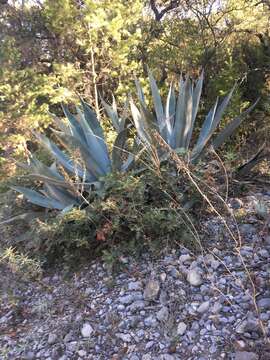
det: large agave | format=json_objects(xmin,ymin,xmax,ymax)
[
  {"xmin": 130, "ymin": 68, "xmax": 259, "ymax": 162},
  {"xmin": 12, "ymin": 99, "xmax": 133, "ymax": 210}
]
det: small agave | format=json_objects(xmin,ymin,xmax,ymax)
[{"xmin": 12, "ymin": 99, "xmax": 134, "ymax": 210}]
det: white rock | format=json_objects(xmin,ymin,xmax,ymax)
[
  {"xmin": 160, "ymin": 272, "xmax": 167, "ymax": 282},
  {"xmin": 142, "ymin": 355, "xmax": 152, "ymax": 360},
  {"xmin": 128, "ymin": 281, "xmax": 142, "ymax": 291},
  {"xmin": 81, "ymin": 323, "xmax": 94, "ymax": 338},
  {"xmin": 119, "ymin": 295, "xmax": 134, "ymax": 304},
  {"xmin": 187, "ymin": 268, "xmax": 203, "ymax": 286},
  {"xmin": 197, "ymin": 300, "xmax": 210, "ymax": 313},
  {"xmin": 143, "ymin": 279, "xmax": 160, "ymax": 301},
  {"xmin": 179, "ymin": 254, "xmax": 192, "ymax": 263},
  {"xmin": 116, "ymin": 333, "xmax": 132, "ymax": 342},
  {"xmin": 177, "ymin": 321, "xmax": 187, "ymax": 336},
  {"xmin": 78, "ymin": 350, "xmax": 87, "ymax": 357},
  {"xmin": 157, "ymin": 306, "xmax": 169, "ymax": 322},
  {"xmin": 48, "ymin": 333, "xmax": 57, "ymax": 345}
]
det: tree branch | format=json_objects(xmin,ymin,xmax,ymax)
[{"xmin": 150, "ymin": 0, "xmax": 180, "ymax": 21}]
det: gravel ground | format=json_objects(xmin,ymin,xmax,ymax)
[{"xmin": 0, "ymin": 192, "xmax": 270, "ymax": 360}]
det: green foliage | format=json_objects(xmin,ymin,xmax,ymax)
[
  {"xmin": 1, "ymin": 0, "xmax": 269, "ymax": 182},
  {"xmin": 24, "ymin": 170, "xmax": 197, "ymax": 264},
  {"xmin": 0, "ymin": 247, "xmax": 42, "ymax": 281}
]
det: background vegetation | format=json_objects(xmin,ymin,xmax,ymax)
[{"xmin": 0, "ymin": 0, "xmax": 269, "ymax": 181}]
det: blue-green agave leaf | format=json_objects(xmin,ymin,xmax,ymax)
[
  {"xmin": 211, "ymin": 85, "xmax": 236, "ymax": 132},
  {"xmin": 11, "ymin": 186, "xmax": 66, "ymax": 210},
  {"xmin": 130, "ymin": 98, "xmax": 151, "ymax": 147},
  {"xmin": 173, "ymin": 76, "xmax": 193, "ymax": 149},
  {"xmin": 43, "ymin": 183, "xmax": 79, "ymax": 207},
  {"xmin": 79, "ymin": 98, "xmax": 105, "ymax": 142},
  {"xmin": 61, "ymin": 104, "xmax": 87, "ymax": 144},
  {"xmin": 34, "ymin": 132, "xmax": 85, "ymax": 178},
  {"xmin": 181, "ymin": 78, "xmax": 193, "ymax": 149},
  {"xmin": 135, "ymin": 77, "xmax": 146, "ymax": 108},
  {"xmin": 191, "ymin": 98, "xmax": 219, "ymax": 160},
  {"xmin": 112, "ymin": 128, "xmax": 129, "ymax": 171},
  {"xmin": 147, "ymin": 67, "xmax": 165, "ymax": 136},
  {"xmin": 57, "ymin": 131, "xmax": 106, "ymax": 179},
  {"xmin": 185, "ymin": 70, "xmax": 204, "ymax": 148},
  {"xmin": 75, "ymin": 106, "xmax": 111, "ymax": 174},
  {"xmin": 212, "ymin": 98, "xmax": 260, "ymax": 150},
  {"xmin": 100, "ymin": 96, "xmax": 121, "ymax": 133},
  {"xmin": 165, "ymin": 82, "xmax": 176, "ymax": 146},
  {"xmin": 49, "ymin": 113, "xmax": 73, "ymax": 137}
]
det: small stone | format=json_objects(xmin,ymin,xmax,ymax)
[
  {"xmin": 197, "ymin": 301, "xmax": 210, "ymax": 314},
  {"xmin": 239, "ymin": 224, "xmax": 256, "ymax": 236},
  {"xmin": 137, "ymin": 329, "xmax": 145, "ymax": 337},
  {"xmin": 64, "ymin": 332, "xmax": 73, "ymax": 343},
  {"xmin": 85, "ymin": 287, "xmax": 91, "ymax": 296},
  {"xmin": 170, "ymin": 266, "xmax": 180, "ymax": 278},
  {"xmin": 116, "ymin": 333, "xmax": 132, "ymax": 342},
  {"xmin": 235, "ymin": 351, "xmax": 258, "ymax": 360},
  {"xmin": 128, "ymin": 281, "xmax": 141, "ymax": 291},
  {"xmin": 160, "ymin": 272, "xmax": 167, "ymax": 282},
  {"xmin": 119, "ymin": 295, "xmax": 135, "ymax": 305},
  {"xmin": 212, "ymin": 302, "xmax": 222, "ymax": 313},
  {"xmin": 24, "ymin": 352, "xmax": 35, "ymax": 360},
  {"xmin": 159, "ymin": 290, "xmax": 168, "ymax": 305},
  {"xmin": 157, "ymin": 306, "xmax": 169, "ymax": 322},
  {"xmin": 130, "ymin": 356, "xmax": 140, "ymax": 360},
  {"xmin": 66, "ymin": 341, "xmax": 77, "ymax": 352},
  {"xmin": 257, "ymin": 298, "xmax": 270, "ymax": 310},
  {"xmin": 144, "ymin": 315, "xmax": 157, "ymax": 327},
  {"xmin": 179, "ymin": 254, "xmax": 191, "ymax": 263},
  {"xmin": 143, "ymin": 279, "xmax": 160, "ymax": 301},
  {"xmin": 145, "ymin": 341, "xmax": 155, "ymax": 349},
  {"xmin": 81, "ymin": 323, "xmax": 94, "ymax": 338},
  {"xmin": 234, "ymin": 340, "xmax": 246, "ymax": 350},
  {"xmin": 177, "ymin": 321, "xmax": 187, "ymax": 336},
  {"xmin": 229, "ymin": 198, "xmax": 243, "ymax": 209},
  {"xmin": 142, "ymin": 355, "xmax": 152, "ymax": 360},
  {"xmin": 211, "ymin": 259, "xmax": 220, "ymax": 270},
  {"xmin": 209, "ymin": 344, "xmax": 217, "ymax": 354},
  {"xmin": 258, "ymin": 249, "xmax": 268, "ymax": 258},
  {"xmin": 48, "ymin": 333, "xmax": 57, "ymax": 345},
  {"xmin": 129, "ymin": 300, "xmax": 145, "ymax": 312},
  {"xmin": 187, "ymin": 268, "xmax": 203, "ymax": 286},
  {"xmin": 78, "ymin": 350, "xmax": 87, "ymax": 357}
]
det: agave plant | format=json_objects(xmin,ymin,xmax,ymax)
[
  {"xmin": 12, "ymin": 99, "xmax": 134, "ymax": 210},
  {"xmin": 130, "ymin": 68, "xmax": 259, "ymax": 162}
]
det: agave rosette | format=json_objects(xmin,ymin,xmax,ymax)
[
  {"xmin": 12, "ymin": 99, "xmax": 133, "ymax": 210},
  {"xmin": 131, "ymin": 68, "xmax": 259, "ymax": 162}
]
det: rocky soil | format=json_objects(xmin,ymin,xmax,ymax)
[{"xmin": 0, "ymin": 191, "xmax": 270, "ymax": 360}]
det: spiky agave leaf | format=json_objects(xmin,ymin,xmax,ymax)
[
  {"xmin": 173, "ymin": 76, "xmax": 193, "ymax": 149},
  {"xmin": 212, "ymin": 98, "xmax": 260, "ymax": 150},
  {"xmin": 101, "ymin": 95, "xmax": 128, "ymax": 133},
  {"xmin": 165, "ymin": 82, "xmax": 176, "ymax": 146},
  {"xmin": 11, "ymin": 186, "xmax": 68, "ymax": 210}
]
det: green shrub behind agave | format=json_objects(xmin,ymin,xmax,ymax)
[{"xmin": 12, "ymin": 99, "xmax": 134, "ymax": 210}]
